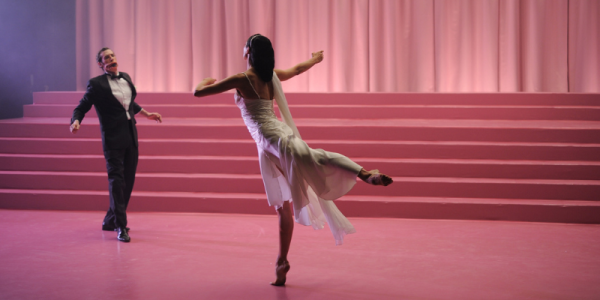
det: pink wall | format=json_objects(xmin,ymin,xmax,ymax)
[{"xmin": 76, "ymin": 0, "xmax": 600, "ymax": 93}]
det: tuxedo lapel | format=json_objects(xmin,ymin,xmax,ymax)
[
  {"xmin": 97, "ymin": 75, "xmax": 125, "ymax": 108},
  {"xmin": 98, "ymin": 74, "xmax": 138, "ymax": 113},
  {"xmin": 121, "ymin": 73, "xmax": 137, "ymax": 101}
]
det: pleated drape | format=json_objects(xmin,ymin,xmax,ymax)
[{"xmin": 76, "ymin": 0, "xmax": 600, "ymax": 93}]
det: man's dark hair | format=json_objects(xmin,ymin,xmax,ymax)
[{"xmin": 96, "ymin": 47, "xmax": 111, "ymax": 63}]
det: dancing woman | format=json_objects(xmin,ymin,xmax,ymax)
[{"xmin": 193, "ymin": 34, "xmax": 393, "ymax": 286}]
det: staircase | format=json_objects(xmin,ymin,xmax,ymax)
[{"xmin": 1, "ymin": 92, "xmax": 599, "ymax": 223}]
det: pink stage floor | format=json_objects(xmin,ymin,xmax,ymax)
[{"xmin": 1, "ymin": 209, "xmax": 599, "ymax": 300}]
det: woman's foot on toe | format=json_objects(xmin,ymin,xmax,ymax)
[
  {"xmin": 365, "ymin": 170, "xmax": 393, "ymax": 186},
  {"xmin": 270, "ymin": 260, "xmax": 290, "ymax": 286}
]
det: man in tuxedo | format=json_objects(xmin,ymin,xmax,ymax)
[{"xmin": 70, "ymin": 47, "xmax": 162, "ymax": 242}]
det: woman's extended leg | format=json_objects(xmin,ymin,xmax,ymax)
[{"xmin": 271, "ymin": 201, "xmax": 293, "ymax": 286}]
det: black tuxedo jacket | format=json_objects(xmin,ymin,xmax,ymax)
[{"xmin": 71, "ymin": 72, "xmax": 142, "ymax": 150}]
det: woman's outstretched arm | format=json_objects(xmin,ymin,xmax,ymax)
[
  {"xmin": 275, "ymin": 51, "xmax": 324, "ymax": 82},
  {"xmin": 193, "ymin": 74, "xmax": 244, "ymax": 98}
]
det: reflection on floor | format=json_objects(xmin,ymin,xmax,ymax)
[{"xmin": 1, "ymin": 209, "xmax": 599, "ymax": 300}]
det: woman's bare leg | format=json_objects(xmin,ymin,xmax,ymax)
[{"xmin": 271, "ymin": 201, "xmax": 293, "ymax": 286}]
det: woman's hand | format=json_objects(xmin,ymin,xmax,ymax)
[
  {"xmin": 193, "ymin": 74, "xmax": 241, "ymax": 97},
  {"xmin": 275, "ymin": 51, "xmax": 325, "ymax": 81},
  {"xmin": 311, "ymin": 51, "xmax": 324, "ymax": 63},
  {"xmin": 202, "ymin": 77, "xmax": 217, "ymax": 85},
  {"xmin": 201, "ymin": 77, "xmax": 217, "ymax": 87},
  {"xmin": 194, "ymin": 77, "xmax": 217, "ymax": 94}
]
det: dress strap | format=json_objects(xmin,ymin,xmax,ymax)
[{"xmin": 242, "ymin": 72, "xmax": 262, "ymax": 99}]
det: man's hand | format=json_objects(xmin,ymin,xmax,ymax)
[
  {"xmin": 70, "ymin": 120, "xmax": 80, "ymax": 134},
  {"xmin": 146, "ymin": 112, "xmax": 162, "ymax": 123},
  {"xmin": 311, "ymin": 51, "xmax": 324, "ymax": 64},
  {"xmin": 139, "ymin": 108, "xmax": 162, "ymax": 123}
]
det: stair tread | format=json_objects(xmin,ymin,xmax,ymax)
[
  {"xmin": 3, "ymin": 117, "xmax": 600, "ymax": 129},
  {"xmin": 1, "ymin": 188, "xmax": 599, "ymax": 207},
  {"xmin": 24, "ymin": 103, "xmax": 600, "ymax": 108},
  {"xmin": 1, "ymin": 153, "xmax": 599, "ymax": 165},
  {"xmin": 2, "ymin": 170, "xmax": 599, "ymax": 185},
  {"xmin": 2, "ymin": 136, "xmax": 599, "ymax": 147}
]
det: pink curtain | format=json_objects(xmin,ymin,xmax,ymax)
[
  {"xmin": 569, "ymin": 0, "xmax": 600, "ymax": 92},
  {"xmin": 369, "ymin": 0, "xmax": 435, "ymax": 92},
  {"xmin": 76, "ymin": 0, "xmax": 600, "ymax": 92},
  {"xmin": 434, "ymin": 0, "xmax": 500, "ymax": 92}
]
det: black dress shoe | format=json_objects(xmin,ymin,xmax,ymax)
[
  {"xmin": 117, "ymin": 227, "xmax": 131, "ymax": 242},
  {"xmin": 102, "ymin": 223, "xmax": 130, "ymax": 232}
]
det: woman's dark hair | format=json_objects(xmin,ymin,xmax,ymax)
[{"xmin": 246, "ymin": 34, "xmax": 274, "ymax": 82}]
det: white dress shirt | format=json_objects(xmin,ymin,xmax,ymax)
[{"xmin": 107, "ymin": 72, "xmax": 133, "ymax": 120}]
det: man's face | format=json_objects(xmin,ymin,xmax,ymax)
[{"xmin": 98, "ymin": 49, "xmax": 118, "ymax": 74}]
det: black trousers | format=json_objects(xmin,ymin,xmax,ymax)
[{"xmin": 102, "ymin": 125, "xmax": 139, "ymax": 229}]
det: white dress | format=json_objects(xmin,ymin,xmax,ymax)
[{"xmin": 235, "ymin": 72, "xmax": 362, "ymax": 245}]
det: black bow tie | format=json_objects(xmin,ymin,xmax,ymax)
[{"xmin": 108, "ymin": 73, "xmax": 124, "ymax": 80}]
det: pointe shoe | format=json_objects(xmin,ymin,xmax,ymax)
[
  {"xmin": 270, "ymin": 260, "xmax": 290, "ymax": 286},
  {"xmin": 366, "ymin": 170, "xmax": 393, "ymax": 186}
]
